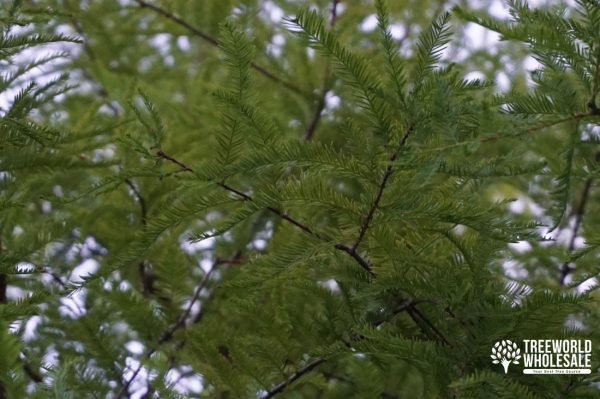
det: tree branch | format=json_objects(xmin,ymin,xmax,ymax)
[
  {"xmin": 352, "ymin": 127, "xmax": 412, "ymax": 252},
  {"xmin": 258, "ymin": 298, "xmax": 451, "ymax": 397},
  {"xmin": 132, "ymin": 0, "xmax": 311, "ymax": 98},
  {"xmin": 303, "ymin": 82, "xmax": 328, "ymax": 141},
  {"xmin": 117, "ymin": 262, "xmax": 220, "ymax": 398},
  {"xmin": 559, "ymin": 178, "xmax": 593, "ymax": 285},
  {"xmin": 154, "ymin": 151, "xmax": 453, "ymax": 345},
  {"xmin": 125, "ymin": 178, "xmax": 147, "ymax": 226},
  {"xmin": 158, "ymin": 263, "xmax": 218, "ymax": 345},
  {"xmin": 156, "ymin": 149, "xmax": 375, "ymax": 274},
  {"xmin": 406, "ymin": 304, "xmax": 452, "ymax": 347},
  {"xmin": 334, "ymin": 243, "xmax": 373, "ymax": 274},
  {"xmin": 262, "ymin": 358, "xmax": 326, "ymax": 399}
]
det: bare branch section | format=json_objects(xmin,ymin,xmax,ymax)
[
  {"xmin": 559, "ymin": 178, "xmax": 593, "ymax": 285},
  {"xmin": 262, "ymin": 358, "xmax": 326, "ymax": 399},
  {"xmin": 133, "ymin": 0, "xmax": 311, "ymax": 98}
]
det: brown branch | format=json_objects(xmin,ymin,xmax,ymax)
[
  {"xmin": 118, "ymin": 252, "xmax": 244, "ymax": 397},
  {"xmin": 334, "ymin": 243, "xmax": 373, "ymax": 274},
  {"xmin": 303, "ymin": 0, "xmax": 340, "ymax": 141},
  {"xmin": 372, "ymin": 299, "xmax": 413, "ymax": 327},
  {"xmin": 369, "ymin": 299, "xmax": 452, "ymax": 346},
  {"xmin": 132, "ymin": 0, "xmax": 311, "ymax": 98},
  {"xmin": 117, "ymin": 263, "xmax": 219, "ymax": 398},
  {"xmin": 154, "ymin": 152, "xmax": 450, "ymax": 343},
  {"xmin": 304, "ymin": 85, "xmax": 328, "ymax": 141},
  {"xmin": 407, "ymin": 304, "xmax": 452, "ymax": 347},
  {"xmin": 133, "ymin": 0, "xmax": 217, "ymax": 45},
  {"xmin": 351, "ymin": 127, "xmax": 412, "ymax": 252},
  {"xmin": 156, "ymin": 149, "xmax": 375, "ymax": 274},
  {"xmin": 559, "ymin": 178, "xmax": 593, "ymax": 285},
  {"xmin": 261, "ymin": 300, "xmax": 451, "ymax": 397},
  {"xmin": 124, "ymin": 178, "xmax": 163, "ymax": 300},
  {"xmin": 262, "ymin": 358, "xmax": 326, "ymax": 399},
  {"xmin": 258, "ymin": 300, "xmax": 450, "ymax": 399},
  {"xmin": 191, "ymin": 253, "xmax": 243, "ymax": 324},
  {"xmin": 444, "ymin": 306, "xmax": 476, "ymax": 340},
  {"xmin": 156, "ymin": 150, "xmax": 194, "ymax": 173},
  {"xmin": 158, "ymin": 264, "xmax": 217, "ymax": 345}
]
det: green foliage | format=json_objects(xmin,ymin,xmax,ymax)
[{"xmin": 1, "ymin": 0, "xmax": 600, "ymax": 398}]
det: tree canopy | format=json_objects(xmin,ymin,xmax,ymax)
[{"xmin": 1, "ymin": 0, "xmax": 600, "ymax": 397}]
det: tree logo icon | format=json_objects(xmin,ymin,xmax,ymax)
[{"xmin": 491, "ymin": 340, "xmax": 521, "ymax": 373}]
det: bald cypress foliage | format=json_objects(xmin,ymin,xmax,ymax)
[{"xmin": 1, "ymin": 0, "xmax": 600, "ymax": 397}]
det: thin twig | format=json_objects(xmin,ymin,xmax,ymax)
[
  {"xmin": 372, "ymin": 299, "xmax": 413, "ymax": 327},
  {"xmin": 158, "ymin": 264, "xmax": 217, "ymax": 344},
  {"xmin": 117, "ymin": 263, "xmax": 219, "ymax": 398},
  {"xmin": 369, "ymin": 298, "xmax": 452, "ymax": 346},
  {"xmin": 154, "ymin": 151, "xmax": 449, "ymax": 346},
  {"xmin": 559, "ymin": 178, "xmax": 593, "ymax": 285},
  {"xmin": 303, "ymin": 82, "xmax": 328, "ymax": 141},
  {"xmin": 125, "ymin": 178, "xmax": 147, "ymax": 226},
  {"xmin": 262, "ymin": 300, "xmax": 448, "ymax": 398},
  {"xmin": 156, "ymin": 150, "xmax": 194, "ymax": 172},
  {"xmin": 132, "ymin": 0, "xmax": 311, "ymax": 98},
  {"xmin": 156, "ymin": 150, "xmax": 375, "ymax": 274},
  {"xmin": 303, "ymin": 0, "xmax": 340, "ymax": 141},
  {"xmin": 334, "ymin": 243, "xmax": 373, "ymax": 274},
  {"xmin": 191, "ymin": 253, "xmax": 243, "ymax": 324},
  {"xmin": 125, "ymin": 177, "xmax": 162, "ymax": 299},
  {"xmin": 262, "ymin": 358, "xmax": 326, "ymax": 399},
  {"xmin": 560, "ymin": 96, "xmax": 600, "ymax": 284},
  {"xmin": 407, "ymin": 304, "xmax": 452, "ymax": 347},
  {"xmin": 352, "ymin": 127, "xmax": 412, "ymax": 252}
]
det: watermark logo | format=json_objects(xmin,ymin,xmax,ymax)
[
  {"xmin": 491, "ymin": 339, "xmax": 592, "ymax": 375},
  {"xmin": 491, "ymin": 340, "xmax": 521, "ymax": 373}
]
